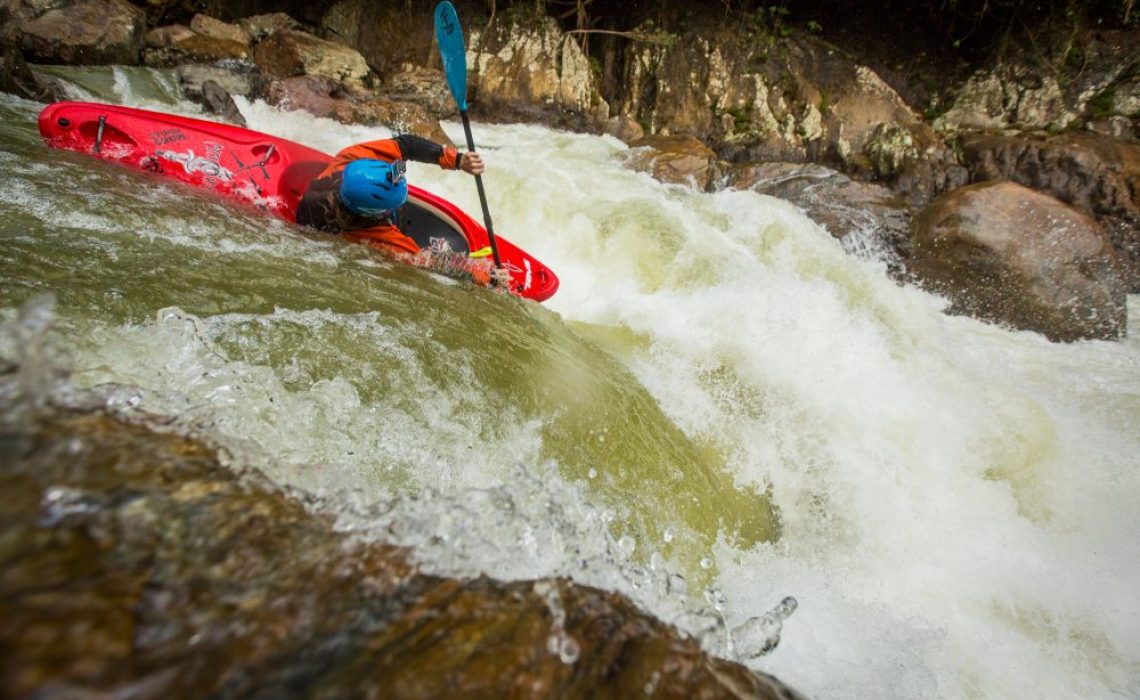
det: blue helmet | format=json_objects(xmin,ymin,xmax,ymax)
[{"xmin": 339, "ymin": 159, "xmax": 409, "ymax": 216}]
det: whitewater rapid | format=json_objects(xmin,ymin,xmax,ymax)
[{"xmin": 1, "ymin": 68, "xmax": 1138, "ymax": 699}]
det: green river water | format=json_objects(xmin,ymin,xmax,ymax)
[{"xmin": 1, "ymin": 67, "xmax": 1138, "ymax": 699}]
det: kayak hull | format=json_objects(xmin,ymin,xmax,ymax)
[{"xmin": 37, "ymin": 101, "xmax": 559, "ymax": 302}]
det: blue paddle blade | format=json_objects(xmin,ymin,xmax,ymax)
[{"xmin": 434, "ymin": 1, "xmax": 468, "ymax": 112}]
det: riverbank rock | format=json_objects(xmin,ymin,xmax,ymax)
[
  {"xmin": 935, "ymin": 30, "xmax": 1140, "ymax": 134},
  {"xmin": 254, "ymin": 29, "xmax": 371, "ymax": 88},
  {"xmin": 0, "ymin": 388, "xmax": 803, "ymax": 699},
  {"xmin": 605, "ymin": 115, "xmax": 645, "ymax": 144},
  {"xmin": 189, "ymin": 13, "xmax": 252, "ymax": 48},
  {"xmin": 469, "ymin": 17, "xmax": 609, "ymax": 131},
  {"xmin": 20, "ymin": 0, "xmax": 145, "ymax": 66},
  {"xmin": 625, "ymin": 134, "xmax": 718, "ymax": 189},
  {"xmin": 237, "ymin": 12, "xmax": 301, "ymax": 42},
  {"xmin": 910, "ymin": 180, "xmax": 1127, "ymax": 342},
  {"xmin": 175, "ymin": 62, "xmax": 265, "ymax": 101},
  {"xmin": 959, "ymin": 131, "xmax": 1140, "ymax": 292},
  {"xmin": 728, "ymin": 162, "xmax": 911, "ymax": 262},
  {"xmin": 385, "ymin": 65, "xmax": 456, "ymax": 118},
  {"xmin": 267, "ymin": 74, "xmax": 451, "ymax": 144}
]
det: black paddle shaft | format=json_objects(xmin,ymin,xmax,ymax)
[{"xmin": 460, "ymin": 110, "xmax": 502, "ymax": 268}]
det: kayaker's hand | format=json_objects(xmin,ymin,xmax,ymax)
[
  {"xmin": 490, "ymin": 266, "xmax": 512, "ymax": 289},
  {"xmin": 461, "ymin": 151, "xmax": 484, "ymax": 176}
]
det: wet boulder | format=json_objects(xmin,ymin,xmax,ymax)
[
  {"xmin": 175, "ymin": 62, "xmax": 265, "ymax": 102},
  {"xmin": 959, "ymin": 131, "xmax": 1140, "ymax": 292},
  {"xmin": 729, "ymin": 162, "xmax": 911, "ymax": 263},
  {"xmin": 0, "ymin": 395, "xmax": 804, "ymax": 700},
  {"xmin": 910, "ymin": 180, "xmax": 1127, "ymax": 342},
  {"xmin": 20, "ymin": 0, "xmax": 145, "ymax": 66},
  {"xmin": 625, "ymin": 134, "xmax": 717, "ymax": 189}
]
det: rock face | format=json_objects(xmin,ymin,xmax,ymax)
[
  {"xmin": 20, "ymin": 0, "xmax": 145, "ymax": 65},
  {"xmin": 910, "ymin": 180, "xmax": 1127, "ymax": 342},
  {"xmin": 254, "ymin": 29, "xmax": 371, "ymax": 88},
  {"xmin": 469, "ymin": 17, "xmax": 609, "ymax": 130},
  {"xmin": 612, "ymin": 28, "xmax": 966, "ymax": 207},
  {"xmin": 936, "ymin": 30, "xmax": 1140, "ymax": 134},
  {"xmin": 0, "ymin": 395, "xmax": 804, "ymax": 699},
  {"xmin": 959, "ymin": 131, "xmax": 1140, "ymax": 292}
]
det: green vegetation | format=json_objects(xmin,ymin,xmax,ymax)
[{"xmin": 1087, "ymin": 86, "xmax": 1117, "ymax": 120}]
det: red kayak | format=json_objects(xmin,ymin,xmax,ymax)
[{"xmin": 37, "ymin": 101, "xmax": 559, "ymax": 302}]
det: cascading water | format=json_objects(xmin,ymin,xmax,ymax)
[{"xmin": 1, "ymin": 68, "xmax": 1137, "ymax": 699}]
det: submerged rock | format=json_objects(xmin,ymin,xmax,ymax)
[
  {"xmin": 910, "ymin": 180, "xmax": 1127, "ymax": 342},
  {"xmin": 1, "ymin": 386, "xmax": 803, "ymax": 698}
]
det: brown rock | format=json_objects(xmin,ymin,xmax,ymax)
[
  {"xmin": 254, "ymin": 29, "xmax": 370, "ymax": 88},
  {"xmin": 960, "ymin": 131, "xmax": 1140, "ymax": 291},
  {"xmin": 386, "ymin": 65, "xmax": 456, "ymax": 117},
  {"xmin": 236, "ymin": 12, "xmax": 300, "ymax": 42},
  {"xmin": 0, "ymin": 394, "xmax": 803, "ymax": 700},
  {"xmin": 267, "ymin": 75, "xmax": 452, "ymax": 146},
  {"xmin": 626, "ymin": 134, "xmax": 717, "ymax": 189},
  {"xmin": 189, "ymin": 13, "xmax": 251, "ymax": 47},
  {"xmin": 910, "ymin": 180, "xmax": 1127, "ymax": 342},
  {"xmin": 605, "ymin": 115, "xmax": 645, "ymax": 144},
  {"xmin": 170, "ymin": 33, "xmax": 249, "ymax": 62},
  {"xmin": 20, "ymin": 0, "xmax": 145, "ymax": 66},
  {"xmin": 143, "ymin": 24, "xmax": 194, "ymax": 49},
  {"xmin": 351, "ymin": 96, "xmax": 452, "ymax": 145},
  {"xmin": 267, "ymin": 74, "xmax": 356, "ymax": 122},
  {"xmin": 176, "ymin": 62, "xmax": 264, "ymax": 101},
  {"xmin": 2, "ymin": 37, "xmax": 53, "ymax": 101}
]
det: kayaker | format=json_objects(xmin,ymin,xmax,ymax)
[{"xmin": 296, "ymin": 134, "xmax": 506, "ymax": 286}]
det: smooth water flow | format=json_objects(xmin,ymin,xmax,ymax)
[{"xmin": 1, "ymin": 71, "xmax": 1138, "ymax": 699}]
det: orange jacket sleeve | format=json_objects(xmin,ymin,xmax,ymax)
[{"xmin": 318, "ymin": 136, "xmax": 460, "ymax": 180}]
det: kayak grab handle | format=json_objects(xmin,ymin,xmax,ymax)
[{"xmin": 94, "ymin": 115, "xmax": 106, "ymax": 154}]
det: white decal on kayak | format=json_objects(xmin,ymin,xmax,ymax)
[
  {"xmin": 524, "ymin": 259, "xmax": 532, "ymax": 290},
  {"xmin": 155, "ymin": 142, "xmax": 233, "ymax": 184}
]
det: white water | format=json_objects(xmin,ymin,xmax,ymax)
[
  {"xmin": 244, "ymin": 100, "xmax": 1140, "ymax": 699},
  {"xmin": 8, "ymin": 80, "xmax": 1140, "ymax": 698}
]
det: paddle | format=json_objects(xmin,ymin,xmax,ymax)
[{"xmin": 434, "ymin": 1, "xmax": 503, "ymax": 269}]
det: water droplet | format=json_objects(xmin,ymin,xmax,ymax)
[
  {"xmin": 618, "ymin": 535, "xmax": 636, "ymax": 555},
  {"xmin": 700, "ymin": 557, "xmax": 713, "ymax": 570},
  {"xmin": 558, "ymin": 636, "xmax": 580, "ymax": 664},
  {"xmin": 731, "ymin": 596, "xmax": 799, "ymax": 659},
  {"xmin": 663, "ymin": 528, "xmax": 674, "ymax": 543},
  {"xmin": 588, "ymin": 468, "xmax": 597, "ymax": 479}
]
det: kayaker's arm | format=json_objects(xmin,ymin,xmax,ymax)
[{"xmin": 393, "ymin": 134, "xmax": 483, "ymax": 176}]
